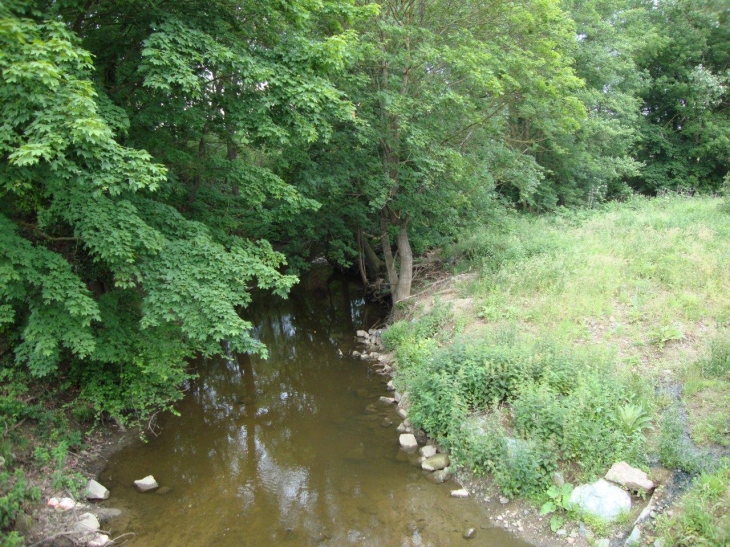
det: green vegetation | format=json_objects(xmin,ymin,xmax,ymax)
[
  {"xmin": 1, "ymin": 0, "xmax": 729, "ymax": 541},
  {"xmin": 386, "ymin": 196, "xmax": 730, "ymax": 537},
  {"xmin": 656, "ymin": 463, "xmax": 730, "ymax": 546}
]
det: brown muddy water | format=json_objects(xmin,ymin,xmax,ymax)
[{"xmin": 99, "ymin": 277, "xmax": 532, "ymax": 547}]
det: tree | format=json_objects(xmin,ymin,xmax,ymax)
[
  {"xmin": 632, "ymin": 0, "xmax": 730, "ymax": 193},
  {"xmin": 0, "ymin": 0, "xmax": 368, "ymax": 423},
  {"xmin": 298, "ymin": 0, "xmax": 584, "ymax": 302}
]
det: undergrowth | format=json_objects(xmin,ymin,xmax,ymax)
[{"xmin": 391, "ymin": 195, "xmax": 730, "ymax": 513}]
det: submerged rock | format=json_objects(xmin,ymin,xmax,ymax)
[
  {"xmin": 134, "ymin": 475, "xmax": 159, "ymax": 492},
  {"xmin": 425, "ymin": 469, "xmax": 451, "ymax": 484},
  {"xmin": 450, "ymin": 488, "xmax": 469, "ymax": 498},
  {"xmin": 569, "ymin": 479, "xmax": 631, "ymax": 521},
  {"xmin": 462, "ymin": 527, "xmax": 477, "ymax": 539}
]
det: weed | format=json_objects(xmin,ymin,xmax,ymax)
[
  {"xmin": 540, "ymin": 483, "xmax": 574, "ymax": 532},
  {"xmin": 615, "ymin": 403, "xmax": 653, "ymax": 437}
]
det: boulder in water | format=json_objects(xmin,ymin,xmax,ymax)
[{"xmin": 134, "ymin": 475, "xmax": 159, "ymax": 492}]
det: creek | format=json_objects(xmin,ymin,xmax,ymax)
[{"xmin": 99, "ymin": 275, "xmax": 532, "ymax": 547}]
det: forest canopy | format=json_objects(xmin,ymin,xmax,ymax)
[{"xmin": 1, "ymin": 0, "xmax": 728, "ymax": 425}]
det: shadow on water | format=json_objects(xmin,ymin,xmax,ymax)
[{"xmin": 100, "ymin": 274, "xmax": 532, "ymax": 547}]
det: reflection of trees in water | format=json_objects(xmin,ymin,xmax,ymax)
[{"xmin": 160, "ymin": 278, "xmax": 384, "ymax": 539}]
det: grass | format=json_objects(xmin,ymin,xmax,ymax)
[
  {"xmin": 388, "ymin": 194, "xmax": 730, "ymax": 540},
  {"xmin": 655, "ymin": 463, "xmax": 730, "ymax": 546}
]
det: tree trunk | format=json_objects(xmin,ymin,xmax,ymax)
[
  {"xmin": 394, "ymin": 219, "xmax": 413, "ymax": 303},
  {"xmin": 380, "ymin": 210, "xmax": 399, "ymax": 301}
]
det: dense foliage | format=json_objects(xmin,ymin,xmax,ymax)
[{"xmin": 0, "ymin": 0, "xmax": 728, "ymax": 539}]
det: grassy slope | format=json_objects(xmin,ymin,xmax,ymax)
[{"xmin": 387, "ymin": 195, "xmax": 730, "ymax": 543}]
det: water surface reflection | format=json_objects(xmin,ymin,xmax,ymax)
[{"xmin": 101, "ymin": 278, "xmax": 532, "ymax": 547}]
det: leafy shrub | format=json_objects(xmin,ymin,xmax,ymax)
[
  {"xmin": 408, "ymin": 370, "xmax": 466, "ymax": 439},
  {"xmin": 493, "ymin": 438, "xmax": 557, "ymax": 499},
  {"xmin": 0, "ymin": 469, "xmax": 39, "ymax": 533}
]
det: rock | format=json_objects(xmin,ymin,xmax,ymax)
[
  {"xmin": 134, "ymin": 475, "xmax": 159, "ymax": 492},
  {"xmin": 394, "ymin": 391, "xmax": 402, "ymax": 403},
  {"xmin": 397, "ymin": 408, "xmax": 408, "ymax": 419},
  {"xmin": 635, "ymin": 498, "xmax": 656, "ymax": 525},
  {"xmin": 569, "ymin": 479, "xmax": 631, "ymax": 521},
  {"xmin": 85, "ymin": 479, "xmax": 110, "ymax": 500},
  {"xmin": 380, "ymin": 418, "xmax": 393, "ymax": 428},
  {"xmin": 425, "ymin": 469, "xmax": 451, "ymax": 484},
  {"xmin": 556, "ymin": 529, "xmax": 567, "ymax": 537},
  {"xmin": 93, "ymin": 508, "xmax": 122, "ymax": 521},
  {"xmin": 499, "ymin": 496, "xmax": 509, "ymax": 505},
  {"xmin": 58, "ymin": 497, "xmax": 76, "ymax": 510},
  {"xmin": 419, "ymin": 445, "xmax": 437, "ymax": 458},
  {"xmin": 396, "ymin": 421, "xmax": 412, "ymax": 433},
  {"xmin": 606, "ymin": 462, "xmax": 655, "ymax": 492},
  {"xmin": 386, "ymin": 380, "xmax": 395, "ymax": 391},
  {"xmin": 156, "ymin": 486, "xmax": 172, "ymax": 495},
  {"xmin": 379, "ymin": 396, "xmax": 396, "ymax": 405},
  {"xmin": 450, "ymin": 488, "xmax": 469, "ymax": 498},
  {"xmin": 47, "ymin": 497, "xmax": 60, "ymax": 508},
  {"xmin": 352, "ymin": 350, "xmax": 361, "ymax": 357},
  {"xmin": 399, "ymin": 434, "xmax": 419, "ymax": 452},
  {"xmin": 625, "ymin": 526, "xmax": 641, "ymax": 546},
  {"xmin": 75, "ymin": 512, "xmax": 100, "ymax": 533},
  {"xmin": 462, "ymin": 528, "xmax": 477, "ymax": 539},
  {"xmin": 356, "ymin": 330, "xmax": 369, "ymax": 339},
  {"xmin": 595, "ymin": 540, "xmax": 610, "ymax": 547},
  {"xmin": 88, "ymin": 534, "xmax": 111, "ymax": 547},
  {"xmin": 421, "ymin": 453, "xmax": 449, "ymax": 471}
]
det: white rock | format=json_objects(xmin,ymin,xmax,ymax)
[
  {"xmin": 379, "ymin": 396, "xmax": 396, "ymax": 405},
  {"xmin": 625, "ymin": 526, "xmax": 641, "ymax": 546},
  {"xmin": 399, "ymin": 434, "xmax": 419, "ymax": 452},
  {"xmin": 450, "ymin": 488, "xmax": 469, "ymax": 498},
  {"xmin": 75, "ymin": 512, "xmax": 100, "ymax": 533},
  {"xmin": 569, "ymin": 479, "xmax": 631, "ymax": 521},
  {"xmin": 134, "ymin": 475, "xmax": 159, "ymax": 492},
  {"xmin": 420, "ymin": 445, "xmax": 437, "ymax": 458},
  {"xmin": 394, "ymin": 391, "xmax": 402, "ymax": 403},
  {"xmin": 396, "ymin": 421, "xmax": 412, "ymax": 433},
  {"xmin": 386, "ymin": 380, "xmax": 395, "ymax": 391},
  {"xmin": 606, "ymin": 462, "xmax": 655, "ymax": 492},
  {"xmin": 85, "ymin": 479, "xmax": 110, "ymax": 500},
  {"xmin": 47, "ymin": 497, "xmax": 60, "ymax": 508},
  {"xmin": 397, "ymin": 408, "xmax": 408, "ymax": 419},
  {"xmin": 356, "ymin": 330, "xmax": 369, "ymax": 339},
  {"xmin": 88, "ymin": 534, "xmax": 111, "ymax": 547}
]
